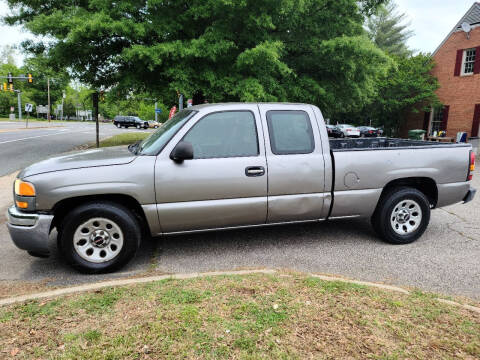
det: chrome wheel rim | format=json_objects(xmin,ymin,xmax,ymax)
[
  {"xmin": 390, "ymin": 199, "xmax": 422, "ymax": 235},
  {"xmin": 73, "ymin": 217, "xmax": 124, "ymax": 263}
]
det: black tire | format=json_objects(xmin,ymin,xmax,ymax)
[
  {"xmin": 58, "ymin": 202, "xmax": 141, "ymax": 274},
  {"xmin": 136, "ymin": 124, "xmax": 141, "ymax": 129},
  {"xmin": 371, "ymin": 187, "xmax": 430, "ymax": 245},
  {"xmin": 340, "ymin": 132, "xmax": 345, "ymax": 138}
]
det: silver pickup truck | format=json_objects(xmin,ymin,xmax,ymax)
[{"xmin": 7, "ymin": 103, "xmax": 476, "ymax": 273}]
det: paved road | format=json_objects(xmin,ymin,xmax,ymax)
[
  {"xmin": 0, "ymin": 168, "xmax": 479, "ymax": 299},
  {"xmin": 0, "ymin": 120, "xmax": 150, "ymax": 176}
]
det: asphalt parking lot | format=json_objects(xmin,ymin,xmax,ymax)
[
  {"xmin": 0, "ymin": 120, "xmax": 151, "ymax": 176},
  {"xmin": 0, "ymin": 164, "xmax": 479, "ymax": 299}
]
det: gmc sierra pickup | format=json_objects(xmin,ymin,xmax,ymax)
[{"xmin": 6, "ymin": 103, "xmax": 476, "ymax": 273}]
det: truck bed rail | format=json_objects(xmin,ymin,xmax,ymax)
[{"xmin": 330, "ymin": 137, "xmax": 470, "ymax": 151}]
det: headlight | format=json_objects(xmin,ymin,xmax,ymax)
[
  {"xmin": 14, "ymin": 179, "xmax": 36, "ymax": 196},
  {"xmin": 14, "ymin": 179, "xmax": 36, "ymax": 210}
]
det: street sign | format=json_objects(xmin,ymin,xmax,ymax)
[
  {"xmin": 187, "ymin": 99, "xmax": 193, "ymax": 107},
  {"xmin": 10, "ymin": 106, "xmax": 14, "ymax": 112},
  {"xmin": 155, "ymin": 108, "xmax": 162, "ymax": 114},
  {"xmin": 57, "ymin": 104, "xmax": 63, "ymax": 111},
  {"xmin": 25, "ymin": 103, "xmax": 33, "ymax": 112},
  {"xmin": 37, "ymin": 105, "xmax": 48, "ymax": 114}
]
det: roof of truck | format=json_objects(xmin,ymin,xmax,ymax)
[{"xmin": 188, "ymin": 102, "xmax": 312, "ymax": 110}]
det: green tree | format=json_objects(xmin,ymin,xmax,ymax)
[
  {"xmin": 367, "ymin": 0, "xmax": 413, "ymax": 57},
  {"xmin": 0, "ymin": 45, "xmax": 17, "ymax": 66},
  {"xmin": 4, "ymin": 0, "xmax": 389, "ymax": 120},
  {"xmin": 22, "ymin": 55, "xmax": 71, "ymax": 116},
  {"xmin": 0, "ymin": 62, "xmax": 37, "ymax": 117},
  {"xmin": 338, "ymin": 54, "xmax": 439, "ymax": 135}
]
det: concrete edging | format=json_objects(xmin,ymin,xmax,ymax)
[
  {"xmin": 310, "ymin": 273, "xmax": 480, "ymax": 314},
  {"xmin": 0, "ymin": 269, "xmax": 276, "ymax": 306},
  {"xmin": 1, "ymin": 269, "xmax": 479, "ymax": 314}
]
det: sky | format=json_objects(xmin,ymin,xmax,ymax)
[
  {"xmin": 0, "ymin": 0, "xmax": 478, "ymax": 64},
  {"xmin": 395, "ymin": 0, "xmax": 476, "ymax": 53}
]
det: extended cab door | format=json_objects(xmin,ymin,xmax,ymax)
[
  {"xmin": 258, "ymin": 104, "xmax": 327, "ymax": 222},
  {"xmin": 154, "ymin": 104, "xmax": 267, "ymax": 233}
]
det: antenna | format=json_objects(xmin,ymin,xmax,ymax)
[{"xmin": 461, "ymin": 22, "xmax": 472, "ymax": 39}]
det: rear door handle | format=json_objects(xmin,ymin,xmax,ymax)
[{"xmin": 245, "ymin": 166, "xmax": 265, "ymax": 177}]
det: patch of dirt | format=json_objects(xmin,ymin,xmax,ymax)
[
  {"xmin": 0, "ymin": 280, "xmax": 57, "ymax": 299},
  {"xmin": 1, "ymin": 272, "xmax": 478, "ymax": 359}
]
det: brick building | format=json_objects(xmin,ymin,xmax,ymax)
[{"xmin": 404, "ymin": 3, "xmax": 480, "ymax": 139}]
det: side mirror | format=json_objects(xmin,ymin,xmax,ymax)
[{"xmin": 170, "ymin": 141, "xmax": 194, "ymax": 162}]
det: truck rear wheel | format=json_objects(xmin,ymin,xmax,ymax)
[
  {"xmin": 371, "ymin": 187, "xmax": 430, "ymax": 245},
  {"xmin": 58, "ymin": 202, "xmax": 141, "ymax": 273}
]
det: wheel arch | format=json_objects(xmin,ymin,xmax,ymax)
[
  {"xmin": 51, "ymin": 194, "xmax": 149, "ymax": 233},
  {"xmin": 379, "ymin": 177, "xmax": 438, "ymax": 208}
]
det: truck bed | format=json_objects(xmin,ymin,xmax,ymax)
[
  {"xmin": 329, "ymin": 137, "xmax": 470, "ymax": 151},
  {"xmin": 328, "ymin": 137, "xmax": 472, "ymax": 219}
]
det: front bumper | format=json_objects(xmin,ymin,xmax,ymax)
[
  {"xmin": 6, "ymin": 206, "xmax": 54, "ymax": 255},
  {"xmin": 463, "ymin": 187, "xmax": 477, "ymax": 204}
]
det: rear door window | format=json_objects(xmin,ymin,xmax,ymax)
[{"xmin": 266, "ymin": 111, "xmax": 314, "ymax": 155}]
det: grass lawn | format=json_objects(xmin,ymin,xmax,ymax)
[
  {"xmin": 99, "ymin": 132, "xmax": 150, "ymax": 147},
  {"xmin": 0, "ymin": 272, "xmax": 478, "ymax": 359}
]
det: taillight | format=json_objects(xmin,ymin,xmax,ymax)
[
  {"xmin": 347, "ymin": 128, "xmax": 352, "ymax": 131},
  {"xmin": 467, "ymin": 150, "xmax": 475, "ymax": 181}
]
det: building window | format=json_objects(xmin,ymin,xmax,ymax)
[
  {"xmin": 463, "ymin": 48, "xmax": 476, "ymax": 75},
  {"xmin": 430, "ymin": 107, "xmax": 444, "ymax": 135}
]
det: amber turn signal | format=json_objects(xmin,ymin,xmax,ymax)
[
  {"xmin": 14, "ymin": 179, "xmax": 36, "ymax": 197},
  {"xmin": 15, "ymin": 201, "xmax": 29, "ymax": 209}
]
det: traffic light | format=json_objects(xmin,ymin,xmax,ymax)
[
  {"xmin": 9, "ymin": 84, "xmax": 13, "ymax": 92},
  {"xmin": 3, "ymin": 83, "xmax": 7, "ymax": 91},
  {"xmin": 7, "ymin": 72, "xmax": 13, "ymax": 84},
  {"xmin": 27, "ymin": 73, "xmax": 33, "ymax": 83}
]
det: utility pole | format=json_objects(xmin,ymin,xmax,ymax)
[
  {"xmin": 61, "ymin": 90, "xmax": 65, "ymax": 121},
  {"xmin": 179, "ymin": 94, "xmax": 184, "ymax": 110},
  {"xmin": 16, "ymin": 91, "xmax": 22, "ymax": 122},
  {"xmin": 93, "ymin": 91, "xmax": 99, "ymax": 148},
  {"xmin": 47, "ymin": 77, "xmax": 51, "ymax": 122},
  {"xmin": 154, "ymin": 101, "xmax": 158, "ymax": 123}
]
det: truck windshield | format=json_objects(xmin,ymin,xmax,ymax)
[{"xmin": 137, "ymin": 110, "xmax": 197, "ymax": 155}]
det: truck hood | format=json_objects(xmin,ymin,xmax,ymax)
[{"xmin": 19, "ymin": 146, "xmax": 137, "ymax": 178}]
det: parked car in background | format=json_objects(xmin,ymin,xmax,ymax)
[
  {"xmin": 336, "ymin": 124, "xmax": 360, "ymax": 138},
  {"xmin": 358, "ymin": 126, "xmax": 379, "ymax": 137},
  {"xmin": 113, "ymin": 116, "xmax": 149, "ymax": 129},
  {"xmin": 148, "ymin": 120, "xmax": 160, "ymax": 129},
  {"xmin": 326, "ymin": 125, "xmax": 344, "ymax": 138}
]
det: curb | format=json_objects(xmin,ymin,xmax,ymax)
[
  {"xmin": 310, "ymin": 274, "xmax": 410, "ymax": 294},
  {"xmin": 1, "ymin": 269, "xmax": 479, "ymax": 314},
  {"xmin": 310, "ymin": 273, "xmax": 480, "ymax": 314},
  {"xmin": 0, "ymin": 269, "xmax": 276, "ymax": 306}
]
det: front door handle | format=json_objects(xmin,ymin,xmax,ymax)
[{"xmin": 245, "ymin": 166, "xmax": 265, "ymax": 177}]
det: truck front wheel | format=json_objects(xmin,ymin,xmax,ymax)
[
  {"xmin": 371, "ymin": 187, "xmax": 430, "ymax": 244},
  {"xmin": 58, "ymin": 202, "xmax": 141, "ymax": 273}
]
